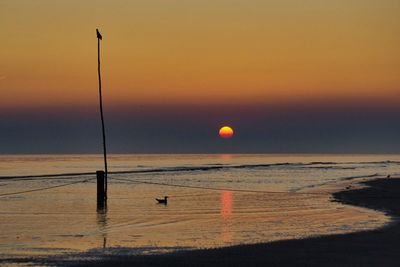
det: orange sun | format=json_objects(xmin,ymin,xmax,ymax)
[{"xmin": 219, "ymin": 126, "xmax": 234, "ymax": 138}]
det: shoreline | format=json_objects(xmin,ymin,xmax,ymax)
[{"xmin": 6, "ymin": 177, "xmax": 400, "ymax": 266}]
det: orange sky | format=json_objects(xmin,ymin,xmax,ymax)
[{"xmin": 1, "ymin": 0, "xmax": 399, "ymax": 109}]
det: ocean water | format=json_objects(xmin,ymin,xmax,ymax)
[{"xmin": 1, "ymin": 154, "xmax": 400, "ymax": 258}]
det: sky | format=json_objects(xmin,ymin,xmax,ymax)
[{"xmin": 1, "ymin": 0, "xmax": 400, "ymax": 153}]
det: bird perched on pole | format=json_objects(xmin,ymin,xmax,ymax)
[{"xmin": 96, "ymin": 29, "xmax": 102, "ymax": 40}]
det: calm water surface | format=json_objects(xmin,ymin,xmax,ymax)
[{"xmin": 1, "ymin": 154, "xmax": 399, "ymax": 257}]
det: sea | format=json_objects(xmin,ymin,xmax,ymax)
[{"xmin": 1, "ymin": 154, "xmax": 400, "ymax": 258}]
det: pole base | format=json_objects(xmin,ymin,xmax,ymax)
[{"xmin": 96, "ymin": 170, "xmax": 106, "ymax": 210}]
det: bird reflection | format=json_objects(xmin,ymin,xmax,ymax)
[{"xmin": 96, "ymin": 206, "xmax": 108, "ymax": 249}]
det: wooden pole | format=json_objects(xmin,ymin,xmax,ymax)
[
  {"xmin": 97, "ymin": 29, "xmax": 108, "ymax": 200},
  {"xmin": 96, "ymin": 170, "xmax": 105, "ymax": 209}
]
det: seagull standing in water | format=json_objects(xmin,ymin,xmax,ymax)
[{"xmin": 156, "ymin": 196, "xmax": 168, "ymax": 205}]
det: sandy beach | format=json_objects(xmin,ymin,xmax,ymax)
[{"xmin": 3, "ymin": 177, "xmax": 399, "ymax": 266}]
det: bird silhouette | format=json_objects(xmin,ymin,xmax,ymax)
[
  {"xmin": 156, "ymin": 196, "xmax": 168, "ymax": 205},
  {"xmin": 96, "ymin": 29, "xmax": 102, "ymax": 40}
]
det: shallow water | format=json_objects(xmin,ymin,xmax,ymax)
[{"xmin": 1, "ymin": 154, "xmax": 399, "ymax": 257}]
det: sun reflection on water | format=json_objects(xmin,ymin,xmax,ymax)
[{"xmin": 220, "ymin": 191, "xmax": 234, "ymax": 243}]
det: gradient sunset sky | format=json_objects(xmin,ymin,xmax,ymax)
[{"xmin": 1, "ymin": 1, "xmax": 399, "ymax": 153}]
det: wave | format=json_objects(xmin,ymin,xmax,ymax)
[
  {"xmin": 0, "ymin": 161, "xmax": 398, "ymax": 181},
  {"xmin": 291, "ymin": 173, "xmax": 382, "ymax": 192},
  {"xmin": 297, "ymin": 166, "xmax": 357, "ymax": 170}
]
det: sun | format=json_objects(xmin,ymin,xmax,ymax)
[{"xmin": 219, "ymin": 126, "xmax": 234, "ymax": 138}]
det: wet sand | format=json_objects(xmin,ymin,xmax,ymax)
[{"xmin": 5, "ymin": 177, "xmax": 400, "ymax": 266}]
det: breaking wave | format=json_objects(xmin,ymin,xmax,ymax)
[{"xmin": 1, "ymin": 160, "xmax": 399, "ymax": 181}]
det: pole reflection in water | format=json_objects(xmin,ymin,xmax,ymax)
[
  {"xmin": 220, "ymin": 191, "xmax": 234, "ymax": 243},
  {"xmin": 96, "ymin": 207, "xmax": 108, "ymax": 249}
]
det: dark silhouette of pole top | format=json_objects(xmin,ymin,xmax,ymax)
[{"xmin": 96, "ymin": 29, "xmax": 102, "ymax": 40}]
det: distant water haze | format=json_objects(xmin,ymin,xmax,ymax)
[{"xmin": 1, "ymin": 103, "xmax": 400, "ymax": 153}]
